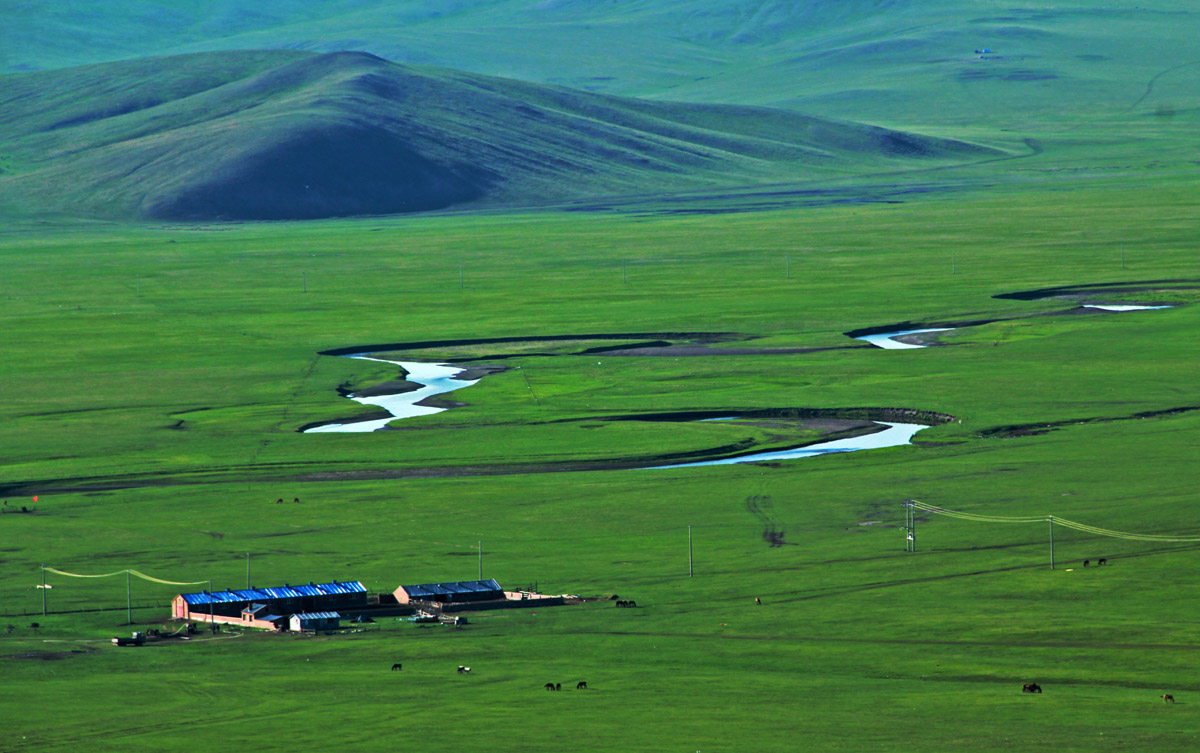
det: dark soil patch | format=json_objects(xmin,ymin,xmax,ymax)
[
  {"xmin": 319, "ymin": 332, "xmax": 744, "ymax": 358},
  {"xmin": 980, "ymin": 405, "xmax": 1200, "ymax": 439},
  {"xmin": 12, "ymin": 649, "xmax": 92, "ymax": 661},
  {"xmin": 994, "ymin": 279, "xmax": 1199, "ymax": 302},
  {"xmin": 347, "ymin": 379, "xmax": 422, "ymax": 398}
]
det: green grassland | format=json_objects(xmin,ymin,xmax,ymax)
[
  {"xmin": 1, "ymin": 2, "xmax": 1199, "ymax": 750},
  {"xmin": 2, "ymin": 168, "xmax": 1200, "ymax": 750}
]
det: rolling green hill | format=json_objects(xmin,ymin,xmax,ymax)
[
  {"xmin": 3, "ymin": 1, "xmax": 1196, "ymax": 126},
  {"xmin": 0, "ymin": 50, "xmax": 996, "ymax": 220}
]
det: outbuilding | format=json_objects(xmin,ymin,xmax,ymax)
[{"xmin": 290, "ymin": 612, "xmax": 341, "ymax": 632}]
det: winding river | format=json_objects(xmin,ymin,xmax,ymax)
[
  {"xmin": 304, "ymin": 357, "xmax": 480, "ymax": 433},
  {"xmin": 855, "ymin": 328, "xmax": 953, "ymax": 349},
  {"xmin": 647, "ymin": 421, "xmax": 926, "ymax": 469}
]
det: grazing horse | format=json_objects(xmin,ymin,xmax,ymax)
[
  {"xmin": 556, "ymin": 683, "xmax": 561, "ymax": 691},
  {"xmin": 391, "ymin": 663, "xmax": 402, "ymax": 671},
  {"xmin": 1083, "ymin": 560, "xmax": 1090, "ymax": 567},
  {"xmin": 457, "ymin": 665, "xmax": 471, "ymax": 675},
  {"xmin": 1023, "ymin": 683, "xmax": 1042, "ymax": 694},
  {"xmin": 1098, "ymin": 558, "xmax": 1107, "ymax": 566},
  {"xmin": 545, "ymin": 682, "xmax": 556, "ymax": 691},
  {"xmin": 755, "ymin": 597, "xmax": 762, "ymax": 605},
  {"xmin": 576, "ymin": 681, "xmax": 588, "ymax": 690},
  {"xmin": 1162, "ymin": 694, "xmax": 1175, "ymax": 704},
  {"xmin": 275, "ymin": 498, "xmax": 283, "ymax": 504}
]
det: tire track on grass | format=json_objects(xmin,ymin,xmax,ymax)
[{"xmin": 1127, "ymin": 59, "xmax": 1200, "ymax": 112}]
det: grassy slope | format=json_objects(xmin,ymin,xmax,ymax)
[
  {"xmin": 1, "ymin": 169, "xmax": 1199, "ymax": 749},
  {"xmin": 0, "ymin": 50, "xmax": 994, "ymax": 221},
  {"xmin": 3, "ymin": 1, "xmax": 1197, "ymax": 127}
]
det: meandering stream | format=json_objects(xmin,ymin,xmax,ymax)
[
  {"xmin": 855, "ymin": 328, "xmax": 953, "ymax": 349},
  {"xmin": 647, "ymin": 421, "xmax": 926, "ymax": 469},
  {"xmin": 304, "ymin": 357, "xmax": 479, "ymax": 433}
]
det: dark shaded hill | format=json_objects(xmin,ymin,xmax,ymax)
[{"xmin": 0, "ymin": 50, "xmax": 996, "ymax": 221}]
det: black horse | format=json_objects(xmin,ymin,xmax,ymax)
[
  {"xmin": 545, "ymin": 682, "xmax": 556, "ymax": 691},
  {"xmin": 577, "ymin": 681, "xmax": 588, "ymax": 690},
  {"xmin": 1022, "ymin": 683, "xmax": 1042, "ymax": 694},
  {"xmin": 391, "ymin": 663, "xmax": 402, "ymax": 671}
]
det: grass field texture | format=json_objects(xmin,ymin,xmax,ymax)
[{"xmin": 1, "ymin": 167, "xmax": 1199, "ymax": 750}]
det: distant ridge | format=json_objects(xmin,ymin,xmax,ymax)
[{"xmin": 0, "ymin": 50, "xmax": 996, "ymax": 221}]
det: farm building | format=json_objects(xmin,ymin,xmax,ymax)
[
  {"xmin": 394, "ymin": 578, "xmax": 505, "ymax": 604},
  {"xmin": 171, "ymin": 580, "xmax": 367, "ymax": 627},
  {"xmin": 289, "ymin": 612, "xmax": 341, "ymax": 632}
]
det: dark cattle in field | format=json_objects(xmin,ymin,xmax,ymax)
[
  {"xmin": 1023, "ymin": 683, "xmax": 1042, "ymax": 694},
  {"xmin": 545, "ymin": 682, "xmax": 555, "ymax": 691},
  {"xmin": 577, "ymin": 681, "xmax": 588, "ymax": 690},
  {"xmin": 458, "ymin": 665, "xmax": 471, "ymax": 674},
  {"xmin": 1083, "ymin": 560, "xmax": 1090, "ymax": 567},
  {"xmin": 1098, "ymin": 558, "xmax": 1107, "ymax": 566},
  {"xmin": 556, "ymin": 683, "xmax": 561, "ymax": 691},
  {"xmin": 1163, "ymin": 694, "xmax": 1175, "ymax": 704},
  {"xmin": 391, "ymin": 663, "xmax": 402, "ymax": 671}
]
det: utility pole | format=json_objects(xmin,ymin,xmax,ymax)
[
  {"xmin": 903, "ymin": 500, "xmax": 916, "ymax": 552},
  {"xmin": 126, "ymin": 570, "xmax": 132, "ymax": 625},
  {"xmin": 478, "ymin": 540, "xmax": 483, "ymax": 581},
  {"xmin": 246, "ymin": 552, "xmax": 251, "ymax": 589},
  {"xmin": 41, "ymin": 564, "xmax": 46, "ymax": 616},
  {"xmin": 688, "ymin": 525, "xmax": 694, "ymax": 577},
  {"xmin": 208, "ymin": 579, "xmax": 215, "ymax": 634},
  {"xmin": 1048, "ymin": 516, "xmax": 1055, "ymax": 570}
]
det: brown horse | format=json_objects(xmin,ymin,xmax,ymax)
[{"xmin": 1162, "ymin": 694, "xmax": 1175, "ymax": 704}]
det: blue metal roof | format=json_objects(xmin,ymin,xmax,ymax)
[
  {"xmin": 401, "ymin": 579, "xmax": 502, "ymax": 598},
  {"xmin": 292, "ymin": 612, "xmax": 341, "ymax": 620},
  {"xmin": 179, "ymin": 581, "xmax": 365, "ymax": 606}
]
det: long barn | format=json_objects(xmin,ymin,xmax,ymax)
[
  {"xmin": 172, "ymin": 581, "xmax": 367, "ymax": 627},
  {"xmin": 393, "ymin": 579, "xmax": 504, "ymax": 604}
]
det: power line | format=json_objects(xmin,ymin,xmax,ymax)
[{"xmin": 910, "ymin": 500, "xmax": 1200, "ymax": 542}]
